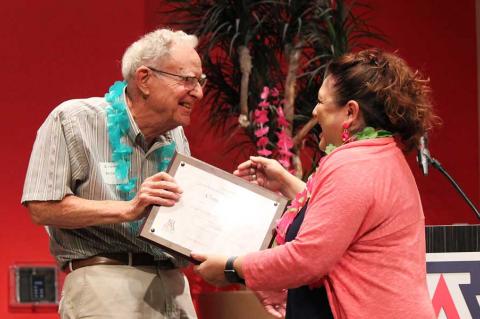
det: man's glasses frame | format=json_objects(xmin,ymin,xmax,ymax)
[{"xmin": 146, "ymin": 66, "xmax": 207, "ymax": 88}]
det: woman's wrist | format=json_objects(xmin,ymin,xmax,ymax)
[
  {"xmin": 280, "ymin": 171, "xmax": 306, "ymax": 199},
  {"xmin": 224, "ymin": 256, "xmax": 245, "ymax": 284},
  {"xmin": 234, "ymin": 255, "xmax": 244, "ymax": 278}
]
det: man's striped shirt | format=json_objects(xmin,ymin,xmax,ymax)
[{"xmin": 22, "ymin": 93, "xmax": 191, "ymax": 268}]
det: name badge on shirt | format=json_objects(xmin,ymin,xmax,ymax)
[{"xmin": 100, "ymin": 162, "xmax": 128, "ymax": 185}]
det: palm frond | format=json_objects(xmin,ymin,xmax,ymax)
[{"xmin": 157, "ymin": 0, "xmax": 386, "ymax": 171}]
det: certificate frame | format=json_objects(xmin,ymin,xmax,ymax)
[{"xmin": 139, "ymin": 153, "xmax": 288, "ymax": 262}]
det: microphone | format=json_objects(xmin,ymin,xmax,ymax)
[
  {"xmin": 414, "ymin": 134, "xmax": 480, "ymax": 220},
  {"xmin": 417, "ymin": 134, "xmax": 430, "ymax": 176}
]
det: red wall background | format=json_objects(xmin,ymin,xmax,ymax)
[{"xmin": 0, "ymin": 0, "xmax": 478, "ymax": 318}]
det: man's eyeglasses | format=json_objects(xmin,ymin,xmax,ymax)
[{"xmin": 146, "ymin": 66, "xmax": 207, "ymax": 88}]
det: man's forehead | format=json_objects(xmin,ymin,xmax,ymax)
[{"xmin": 160, "ymin": 46, "xmax": 201, "ymax": 70}]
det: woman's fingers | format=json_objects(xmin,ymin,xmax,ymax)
[
  {"xmin": 264, "ymin": 305, "xmax": 284, "ymax": 318},
  {"xmin": 249, "ymin": 156, "xmax": 272, "ymax": 167},
  {"xmin": 236, "ymin": 159, "xmax": 254, "ymax": 170}
]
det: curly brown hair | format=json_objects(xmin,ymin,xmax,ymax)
[{"xmin": 325, "ymin": 48, "xmax": 438, "ymax": 151}]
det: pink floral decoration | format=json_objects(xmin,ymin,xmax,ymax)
[
  {"xmin": 256, "ymin": 136, "xmax": 269, "ymax": 148},
  {"xmin": 260, "ymin": 86, "xmax": 270, "ymax": 100},
  {"xmin": 258, "ymin": 100, "xmax": 270, "ymax": 108},
  {"xmin": 258, "ymin": 148, "xmax": 273, "ymax": 156},
  {"xmin": 276, "ymin": 106, "xmax": 290, "ymax": 127},
  {"xmin": 270, "ymin": 88, "xmax": 280, "ymax": 97},
  {"xmin": 275, "ymin": 172, "xmax": 317, "ymax": 244},
  {"xmin": 255, "ymin": 126, "xmax": 270, "ymax": 137},
  {"xmin": 276, "ymin": 130, "xmax": 294, "ymax": 150},
  {"xmin": 252, "ymin": 86, "xmax": 295, "ymax": 173},
  {"xmin": 254, "ymin": 109, "xmax": 269, "ymax": 124}
]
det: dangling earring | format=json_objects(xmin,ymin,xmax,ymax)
[{"xmin": 342, "ymin": 123, "xmax": 350, "ymax": 142}]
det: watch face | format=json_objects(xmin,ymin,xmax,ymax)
[
  {"xmin": 224, "ymin": 269, "xmax": 244, "ymax": 284},
  {"xmin": 224, "ymin": 256, "xmax": 245, "ymax": 284},
  {"xmin": 224, "ymin": 269, "xmax": 237, "ymax": 282}
]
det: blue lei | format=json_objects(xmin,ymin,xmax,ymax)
[{"xmin": 105, "ymin": 81, "xmax": 176, "ymax": 201}]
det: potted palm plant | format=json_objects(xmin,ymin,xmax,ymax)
[{"xmin": 162, "ymin": 0, "xmax": 384, "ymax": 177}]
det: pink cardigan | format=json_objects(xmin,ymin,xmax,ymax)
[{"xmin": 243, "ymin": 138, "xmax": 435, "ymax": 318}]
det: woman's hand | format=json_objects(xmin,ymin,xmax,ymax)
[
  {"xmin": 234, "ymin": 156, "xmax": 305, "ymax": 199},
  {"xmin": 234, "ymin": 156, "xmax": 287, "ymax": 192},
  {"xmin": 191, "ymin": 253, "xmax": 230, "ymax": 286},
  {"xmin": 254, "ymin": 289, "xmax": 287, "ymax": 318},
  {"xmin": 192, "ymin": 252, "xmax": 286, "ymax": 318}
]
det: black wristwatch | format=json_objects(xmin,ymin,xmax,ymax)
[{"xmin": 224, "ymin": 256, "xmax": 245, "ymax": 284}]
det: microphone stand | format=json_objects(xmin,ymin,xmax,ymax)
[{"xmin": 422, "ymin": 151, "xmax": 480, "ymax": 221}]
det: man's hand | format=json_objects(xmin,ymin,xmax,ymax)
[
  {"xmin": 26, "ymin": 172, "xmax": 183, "ymax": 228},
  {"xmin": 127, "ymin": 172, "xmax": 183, "ymax": 221}
]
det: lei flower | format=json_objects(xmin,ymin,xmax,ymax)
[
  {"xmin": 104, "ymin": 81, "xmax": 176, "ymax": 232},
  {"xmin": 254, "ymin": 87, "xmax": 272, "ymax": 156},
  {"xmin": 325, "ymin": 127, "xmax": 392, "ymax": 154},
  {"xmin": 105, "ymin": 81, "xmax": 137, "ymax": 195},
  {"xmin": 275, "ymin": 172, "xmax": 316, "ymax": 244},
  {"xmin": 253, "ymin": 86, "xmax": 295, "ymax": 170}
]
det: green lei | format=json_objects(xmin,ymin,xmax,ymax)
[
  {"xmin": 105, "ymin": 81, "xmax": 176, "ymax": 198},
  {"xmin": 105, "ymin": 81, "xmax": 176, "ymax": 233},
  {"xmin": 325, "ymin": 126, "xmax": 393, "ymax": 154}
]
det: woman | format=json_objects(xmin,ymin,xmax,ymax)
[{"xmin": 192, "ymin": 49, "xmax": 436, "ymax": 318}]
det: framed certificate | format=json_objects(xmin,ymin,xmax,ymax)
[{"xmin": 139, "ymin": 153, "xmax": 288, "ymax": 262}]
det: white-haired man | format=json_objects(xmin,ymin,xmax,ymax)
[{"xmin": 22, "ymin": 29, "xmax": 205, "ymax": 318}]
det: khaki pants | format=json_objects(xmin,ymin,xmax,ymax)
[{"xmin": 59, "ymin": 265, "xmax": 197, "ymax": 319}]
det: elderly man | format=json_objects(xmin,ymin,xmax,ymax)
[{"xmin": 21, "ymin": 29, "xmax": 204, "ymax": 318}]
